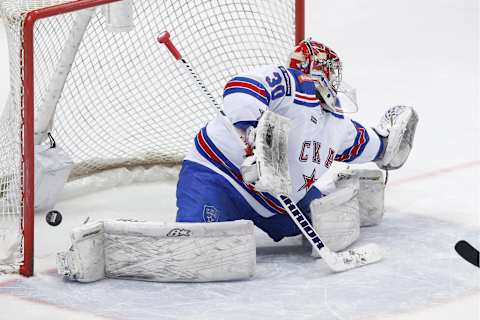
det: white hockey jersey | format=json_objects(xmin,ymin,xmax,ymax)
[{"xmin": 186, "ymin": 65, "xmax": 382, "ymax": 218}]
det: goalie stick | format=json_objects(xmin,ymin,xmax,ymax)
[
  {"xmin": 157, "ymin": 32, "xmax": 246, "ymax": 152},
  {"xmin": 158, "ymin": 31, "xmax": 383, "ymax": 272},
  {"xmin": 455, "ymin": 240, "xmax": 479, "ymax": 268}
]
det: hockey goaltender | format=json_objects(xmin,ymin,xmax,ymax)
[{"xmin": 57, "ymin": 37, "xmax": 417, "ymax": 282}]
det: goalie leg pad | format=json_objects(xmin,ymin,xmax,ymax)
[
  {"xmin": 57, "ymin": 220, "xmax": 256, "ymax": 283},
  {"xmin": 57, "ymin": 221, "xmax": 106, "ymax": 283},
  {"xmin": 309, "ymin": 183, "xmax": 360, "ymax": 257},
  {"xmin": 335, "ymin": 168, "xmax": 385, "ymax": 226}
]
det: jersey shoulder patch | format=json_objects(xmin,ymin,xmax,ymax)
[{"xmin": 287, "ymin": 68, "xmax": 320, "ymax": 108}]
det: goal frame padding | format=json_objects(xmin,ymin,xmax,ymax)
[{"xmin": 19, "ymin": 0, "xmax": 305, "ymax": 277}]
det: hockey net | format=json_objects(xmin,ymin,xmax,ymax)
[{"xmin": 0, "ymin": 0, "xmax": 303, "ymax": 275}]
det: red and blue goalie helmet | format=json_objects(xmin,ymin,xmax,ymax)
[{"xmin": 289, "ymin": 38, "xmax": 358, "ymax": 113}]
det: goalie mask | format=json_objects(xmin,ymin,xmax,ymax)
[{"xmin": 289, "ymin": 39, "xmax": 358, "ymax": 113}]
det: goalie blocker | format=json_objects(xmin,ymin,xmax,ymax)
[{"xmin": 57, "ymin": 219, "xmax": 255, "ymax": 283}]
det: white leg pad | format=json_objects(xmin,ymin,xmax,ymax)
[
  {"xmin": 57, "ymin": 221, "xmax": 105, "ymax": 283},
  {"xmin": 57, "ymin": 220, "xmax": 256, "ymax": 283},
  {"xmin": 335, "ymin": 168, "xmax": 385, "ymax": 226},
  {"xmin": 309, "ymin": 183, "xmax": 360, "ymax": 257}
]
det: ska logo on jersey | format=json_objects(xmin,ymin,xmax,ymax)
[
  {"xmin": 203, "ymin": 205, "xmax": 220, "ymax": 222},
  {"xmin": 298, "ymin": 169, "xmax": 317, "ymax": 192},
  {"xmin": 299, "ymin": 140, "xmax": 336, "ymax": 169}
]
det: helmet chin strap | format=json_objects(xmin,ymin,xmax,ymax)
[{"xmin": 316, "ymin": 85, "xmax": 338, "ymax": 112}]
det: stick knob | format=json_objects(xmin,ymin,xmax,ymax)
[{"xmin": 157, "ymin": 31, "xmax": 182, "ymax": 60}]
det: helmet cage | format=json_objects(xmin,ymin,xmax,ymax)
[{"xmin": 311, "ymin": 68, "xmax": 341, "ymax": 113}]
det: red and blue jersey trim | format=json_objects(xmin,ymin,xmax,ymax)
[
  {"xmin": 326, "ymin": 110, "xmax": 344, "ymax": 119},
  {"xmin": 335, "ymin": 120, "xmax": 370, "ymax": 162},
  {"xmin": 287, "ymin": 68, "xmax": 321, "ymax": 108},
  {"xmin": 194, "ymin": 127, "xmax": 285, "ymax": 214},
  {"xmin": 224, "ymin": 76, "xmax": 271, "ymax": 106},
  {"xmin": 293, "ymin": 92, "xmax": 320, "ymax": 107}
]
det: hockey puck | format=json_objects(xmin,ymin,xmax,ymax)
[{"xmin": 46, "ymin": 210, "xmax": 63, "ymax": 226}]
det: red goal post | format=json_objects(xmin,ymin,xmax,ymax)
[{"xmin": 0, "ymin": 0, "xmax": 305, "ymax": 277}]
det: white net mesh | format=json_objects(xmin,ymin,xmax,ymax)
[{"xmin": 0, "ymin": 0, "xmax": 298, "ymax": 273}]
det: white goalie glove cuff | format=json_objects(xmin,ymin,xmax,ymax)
[
  {"xmin": 244, "ymin": 125, "xmax": 256, "ymax": 149},
  {"xmin": 374, "ymin": 105, "xmax": 419, "ymax": 170},
  {"xmin": 241, "ymin": 154, "xmax": 259, "ymax": 185},
  {"xmin": 240, "ymin": 126, "xmax": 258, "ymax": 184}
]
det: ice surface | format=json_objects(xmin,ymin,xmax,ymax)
[
  {"xmin": 0, "ymin": 0, "xmax": 479, "ymax": 319},
  {"xmin": 0, "ymin": 208, "xmax": 479, "ymax": 320}
]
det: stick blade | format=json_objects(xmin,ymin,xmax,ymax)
[
  {"xmin": 321, "ymin": 243, "xmax": 384, "ymax": 272},
  {"xmin": 455, "ymin": 240, "xmax": 480, "ymax": 268}
]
